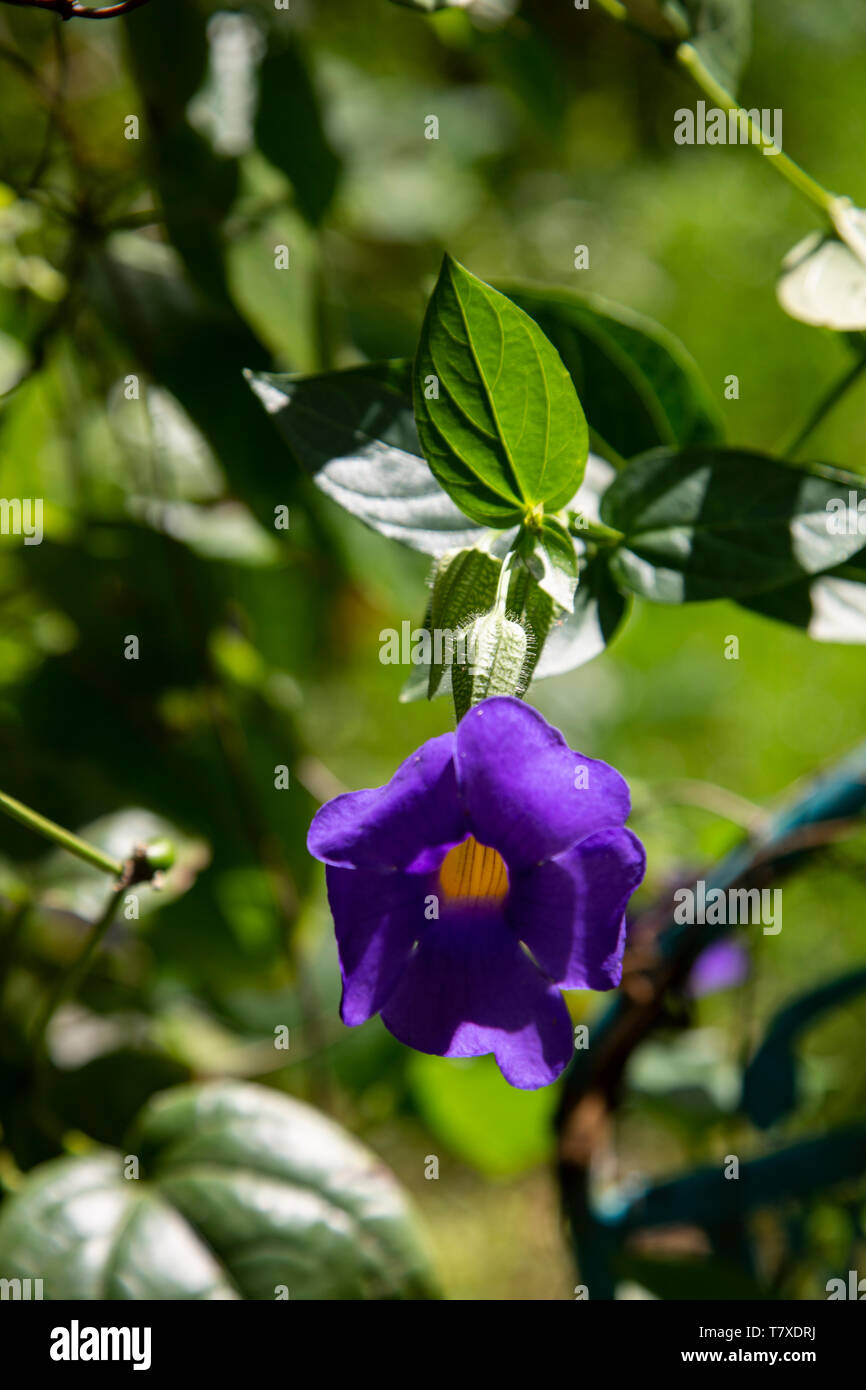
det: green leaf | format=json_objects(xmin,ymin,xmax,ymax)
[
  {"xmin": 519, "ymin": 517, "xmax": 579, "ymax": 614},
  {"xmin": 601, "ymin": 448, "xmax": 866, "ymax": 602},
  {"xmin": 408, "ymin": 1053, "xmax": 558, "ymax": 1177},
  {"xmin": 506, "ymin": 286, "xmax": 722, "ymax": 459},
  {"xmin": 669, "ymin": 0, "xmax": 753, "ymax": 93},
  {"xmin": 414, "ymin": 256, "xmax": 588, "ymax": 527},
  {"xmin": 126, "ymin": 3, "xmax": 239, "ymax": 305},
  {"xmin": 255, "ymin": 39, "xmax": 341, "ymax": 228},
  {"xmin": 246, "ymin": 364, "xmax": 483, "ymax": 555},
  {"xmin": 742, "ymin": 968, "xmax": 866, "ymax": 1130},
  {"xmin": 0, "ymin": 1081, "xmax": 437, "ymax": 1300}
]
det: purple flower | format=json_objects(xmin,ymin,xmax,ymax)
[
  {"xmin": 307, "ymin": 696, "xmax": 645, "ymax": 1089},
  {"xmin": 686, "ymin": 938, "xmax": 750, "ymax": 998}
]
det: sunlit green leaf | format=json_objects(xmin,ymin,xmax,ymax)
[{"xmin": 414, "ymin": 257, "xmax": 588, "ymax": 526}]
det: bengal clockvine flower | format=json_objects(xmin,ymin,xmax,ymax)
[{"xmin": 307, "ymin": 696, "xmax": 645, "ymax": 1089}]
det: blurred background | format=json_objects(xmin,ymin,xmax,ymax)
[{"xmin": 0, "ymin": 0, "xmax": 865, "ymax": 1299}]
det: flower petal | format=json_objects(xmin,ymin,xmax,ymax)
[
  {"xmin": 380, "ymin": 912, "xmax": 574, "ymax": 1089},
  {"xmin": 507, "ymin": 827, "xmax": 645, "ymax": 989},
  {"xmin": 308, "ymin": 732, "xmax": 464, "ymax": 870},
  {"xmin": 326, "ymin": 866, "xmax": 430, "ymax": 1026},
  {"xmin": 454, "ymin": 697, "xmax": 631, "ymax": 869}
]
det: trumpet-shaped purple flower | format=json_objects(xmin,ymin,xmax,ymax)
[{"xmin": 308, "ymin": 696, "xmax": 645, "ymax": 1089}]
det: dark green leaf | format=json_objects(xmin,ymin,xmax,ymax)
[
  {"xmin": 246, "ymin": 364, "xmax": 483, "ymax": 554},
  {"xmin": 414, "ymin": 256, "xmax": 588, "ymax": 527},
  {"xmin": 506, "ymin": 286, "xmax": 722, "ymax": 459},
  {"xmin": 602, "ymin": 448, "xmax": 866, "ymax": 602},
  {"xmin": 0, "ymin": 1081, "xmax": 437, "ymax": 1300},
  {"xmin": 126, "ymin": 4, "xmax": 239, "ymax": 305},
  {"xmin": 88, "ymin": 252, "xmax": 305, "ymax": 529},
  {"xmin": 255, "ymin": 40, "xmax": 341, "ymax": 228}
]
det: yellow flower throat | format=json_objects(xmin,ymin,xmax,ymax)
[{"xmin": 438, "ymin": 836, "xmax": 509, "ymax": 907}]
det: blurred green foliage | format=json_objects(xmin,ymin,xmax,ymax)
[{"xmin": 0, "ymin": 0, "xmax": 865, "ymax": 1299}]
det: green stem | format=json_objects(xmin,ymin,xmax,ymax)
[
  {"xmin": 592, "ymin": 0, "xmax": 679, "ymax": 43},
  {"xmin": 675, "ymin": 43, "xmax": 837, "ymax": 216},
  {"xmin": 568, "ymin": 514, "xmax": 624, "ymax": 545},
  {"xmin": 595, "ymin": 1, "xmax": 839, "ymax": 219},
  {"xmin": 31, "ymin": 883, "xmax": 125, "ymax": 1056},
  {"xmin": 782, "ymin": 356, "xmax": 866, "ymax": 458},
  {"xmin": 0, "ymin": 789, "xmax": 122, "ymax": 877}
]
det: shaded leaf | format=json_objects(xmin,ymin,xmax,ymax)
[
  {"xmin": 125, "ymin": 3, "xmax": 239, "ymax": 305},
  {"xmin": 255, "ymin": 39, "xmax": 341, "ymax": 228},
  {"xmin": 507, "ymin": 286, "xmax": 722, "ymax": 459},
  {"xmin": 0, "ymin": 1081, "xmax": 437, "ymax": 1300},
  {"xmin": 246, "ymin": 364, "xmax": 482, "ymax": 555},
  {"xmin": 602, "ymin": 448, "xmax": 866, "ymax": 601}
]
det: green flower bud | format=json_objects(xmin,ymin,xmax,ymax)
[
  {"xmin": 144, "ymin": 838, "xmax": 176, "ymax": 873},
  {"xmin": 452, "ymin": 600, "xmax": 529, "ymax": 720}
]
